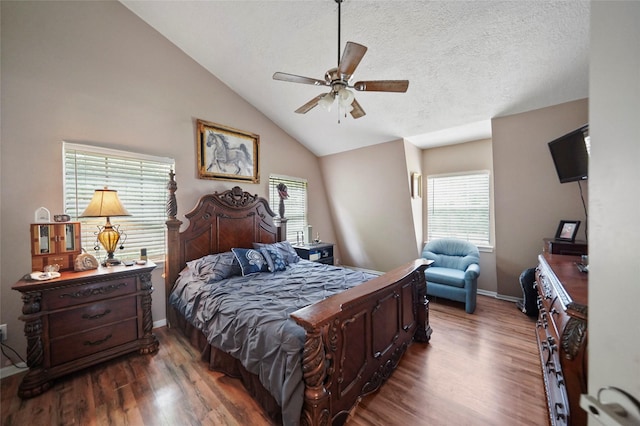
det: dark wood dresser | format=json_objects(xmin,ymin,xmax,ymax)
[
  {"xmin": 12, "ymin": 262, "xmax": 159, "ymax": 398},
  {"xmin": 535, "ymin": 253, "xmax": 588, "ymax": 425}
]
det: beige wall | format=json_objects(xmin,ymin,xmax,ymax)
[
  {"xmin": 422, "ymin": 139, "xmax": 498, "ymax": 293},
  {"xmin": 492, "ymin": 98, "xmax": 588, "ymax": 296},
  {"xmin": 319, "ymin": 140, "xmax": 419, "ymax": 271},
  {"xmin": 0, "ymin": 1, "xmax": 331, "ymax": 367},
  {"xmin": 404, "ymin": 140, "xmax": 424, "ymax": 253}
]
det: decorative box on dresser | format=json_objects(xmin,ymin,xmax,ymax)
[
  {"xmin": 12, "ymin": 262, "xmax": 159, "ymax": 398},
  {"xmin": 30, "ymin": 222, "xmax": 82, "ymax": 272},
  {"xmin": 535, "ymin": 253, "xmax": 588, "ymax": 426}
]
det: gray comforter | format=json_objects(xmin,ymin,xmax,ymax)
[{"xmin": 169, "ymin": 259, "xmax": 376, "ymax": 426}]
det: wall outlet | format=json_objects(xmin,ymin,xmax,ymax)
[{"xmin": 0, "ymin": 324, "xmax": 7, "ymax": 342}]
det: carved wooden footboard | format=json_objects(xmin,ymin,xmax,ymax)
[
  {"xmin": 164, "ymin": 173, "xmax": 432, "ymax": 425},
  {"xmin": 292, "ymin": 259, "xmax": 432, "ymax": 426}
]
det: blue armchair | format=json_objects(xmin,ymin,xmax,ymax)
[{"xmin": 421, "ymin": 238, "xmax": 480, "ymax": 314}]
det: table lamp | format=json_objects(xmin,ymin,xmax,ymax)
[{"xmin": 80, "ymin": 188, "xmax": 130, "ymax": 266}]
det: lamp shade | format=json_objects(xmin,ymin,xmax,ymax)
[{"xmin": 80, "ymin": 188, "xmax": 131, "ymax": 218}]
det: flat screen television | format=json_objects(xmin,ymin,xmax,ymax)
[{"xmin": 548, "ymin": 124, "xmax": 589, "ymax": 183}]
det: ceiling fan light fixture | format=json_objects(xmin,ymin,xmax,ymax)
[
  {"xmin": 337, "ymin": 87, "xmax": 355, "ymax": 107},
  {"xmin": 341, "ymin": 102, "xmax": 354, "ymax": 114},
  {"xmin": 318, "ymin": 92, "xmax": 335, "ymax": 111}
]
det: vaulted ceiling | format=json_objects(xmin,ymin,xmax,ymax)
[{"xmin": 121, "ymin": 1, "xmax": 589, "ymax": 156}]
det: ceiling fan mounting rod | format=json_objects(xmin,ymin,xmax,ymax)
[{"xmin": 336, "ymin": 0, "xmax": 344, "ymax": 67}]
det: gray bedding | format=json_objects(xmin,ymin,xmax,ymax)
[{"xmin": 169, "ymin": 257, "xmax": 377, "ymax": 426}]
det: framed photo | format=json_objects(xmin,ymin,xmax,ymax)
[
  {"xmin": 555, "ymin": 220, "xmax": 581, "ymax": 242},
  {"xmin": 411, "ymin": 172, "xmax": 422, "ymax": 198},
  {"xmin": 196, "ymin": 119, "xmax": 259, "ymax": 183}
]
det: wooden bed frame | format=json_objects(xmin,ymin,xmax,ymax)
[{"xmin": 164, "ymin": 173, "xmax": 432, "ymax": 425}]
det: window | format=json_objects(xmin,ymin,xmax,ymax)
[
  {"xmin": 426, "ymin": 171, "xmax": 491, "ymax": 246},
  {"xmin": 63, "ymin": 142, "xmax": 174, "ymax": 263},
  {"xmin": 268, "ymin": 175, "xmax": 307, "ymax": 243}
]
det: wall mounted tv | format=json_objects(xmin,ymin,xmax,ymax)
[{"xmin": 548, "ymin": 124, "xmax": 589, "ymax": 183}]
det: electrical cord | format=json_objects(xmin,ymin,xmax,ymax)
[
  {"xmin": 578, "ymin": 180, "xmax": 588, "ymax": 243},
  {"xmin": 1, "ymin": 341, "xmax": 28, "ymax": 369}
]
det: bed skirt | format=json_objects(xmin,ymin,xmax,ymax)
[{"xmin": 172, "ymin": 311, "xmax": 283, "ymax": 424}]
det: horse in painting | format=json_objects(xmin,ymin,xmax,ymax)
[{"xmin": 206, "ymin": 132, "xmax": 252, "ymax": 176}]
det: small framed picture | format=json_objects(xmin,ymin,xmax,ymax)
[{"xmin": 555, "ymin": 220, "xmax": 581, "ymax": 242}]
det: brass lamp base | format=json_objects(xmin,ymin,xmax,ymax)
[
  {"xmin": 102, "ymin": 258, "xmax": 122, "ymax": 267},
  {"xmin": 97, "ymin": 218, "xmax": 124, "ymax": 267}
]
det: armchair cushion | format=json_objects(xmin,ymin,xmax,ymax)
[{"xmin": 425, "ymin": 267, "xmax": 466, "ymax": 288}]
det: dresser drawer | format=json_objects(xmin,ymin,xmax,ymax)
[
  {"xmin": 50, "ymin": 318, "xmax": 138, "ymax": 365},
  {"xmin": 45, "ymin": 276, "xmax": 137, "ymax": 310},
  {"xmin": 32, "ymin": 254, "xmax": 73, "ymax": 272},
  {"xmin": 49, "ymin": 297, "xmax": 137, "ymax": 338}
]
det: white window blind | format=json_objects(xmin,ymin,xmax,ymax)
[
  {"xmin": 427, "ymin": 171, "xmax": 490, "ymax": 245},
  {"xmin": 269, "ymin": 175, "xmax": 307, "ymax": 242},
  {"xmin": 63, "ymin": 142, "xmax": 174, "ymax": 263}
]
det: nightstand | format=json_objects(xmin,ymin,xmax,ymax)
[
  {"xmin": 293, "ymin": 242, "xmax": 334, "ymax": 265},
  {"xmin": 12, "ymin": 262, "xmax": 159, "ymax": 398}
]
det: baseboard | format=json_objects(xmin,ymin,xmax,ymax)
[
  {"xmin": 153, "ymin": 319, "xmax": 167, "ymax": 329},
  {"xmin": 0, "ymin": 362, "xmax": 28, "ymax": 379},
  {"xmin": 477, "ymin": 289, "xmax": 522, "ymax": 303}
]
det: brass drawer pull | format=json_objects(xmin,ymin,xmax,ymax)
[
  {"xmin": 82, "ymin": 309, "xmax": 111, "ymax": 320},
  {"xmin": 84, "ymin": 334, "xmax": 112, "ymax": 346}
]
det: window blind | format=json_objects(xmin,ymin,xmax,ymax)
[
  {"xmin": 427, "ymin": 171, "xmax": 490, "ymax": 245},
  {"xmin": 63, "ymin": 142, "xmax": 174, "ymax": 263},
  {"xmin": 268, "ymin": 175, "xmax": 307, "ymax": 242}
]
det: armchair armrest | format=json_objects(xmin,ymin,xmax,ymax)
[{"xmin": 465, "ymin": 263, "xmax": 480, "ymax": 280}]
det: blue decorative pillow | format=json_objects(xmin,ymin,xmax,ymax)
[
  {"xmin": 231, "ymin": 248, "xmax": 269, "ymax": 276},
  {"xmin": 259, "ymin": 247, "xmax": 287, "ymax": 272},
  {"xmin": 185, "ymin": 251, "xmax": 241, "ymax": 283},
  {"xmin": 252, "ymin": 241, "xmax": 301, "ymax": 265}
]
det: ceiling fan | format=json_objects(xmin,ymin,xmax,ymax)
[{"xmin": 272, "ymin": 0, "xmax": 409, "ymax": 120}]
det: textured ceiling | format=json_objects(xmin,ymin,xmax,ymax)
[{"xmin": 121, "ymin": 1, "xmax": 590, "ymax": 156}]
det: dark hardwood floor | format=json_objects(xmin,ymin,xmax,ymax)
[{"xmin": 1, "ymin": 295, "xmax": 548, "ymax": 425}]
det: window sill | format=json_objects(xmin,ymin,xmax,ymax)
[{"xmin": 478, "ymin": 245, "xmax": 494, "ymax": 253}]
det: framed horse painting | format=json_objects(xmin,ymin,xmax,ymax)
[{"xmin": 196, "ymin": 119, "xmax": 260, "ymax": 183}]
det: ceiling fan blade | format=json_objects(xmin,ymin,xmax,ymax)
[
  {"xmin": 273, "ymin": 72, "xmax": 328, "ymax": 87},
  {"xmin": 353, "ymin": 80, "xmax": 409, "ymax": 92},
  {"xmin": 295, "ymin": 94, "xmax": 324, "ymax": 114},
  {"xmin": 350, "ymin": 99, "xmax": 366, "ymax": 119},
  {"xmin": 338, "ymin": 42, "xmax": 367, "ymax": 78}
]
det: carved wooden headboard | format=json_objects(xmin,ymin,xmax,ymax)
[{"xmin": 165, "ymin": 172, "xmax": 286, "ymax": 322}]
